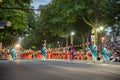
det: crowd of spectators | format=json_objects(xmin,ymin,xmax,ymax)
[
  {"xmin": 0, "ymin": 42, "xmax": 120, "ymax": 62},
  {"xmin": 105, "ymin": 42, "xmax": 120, "ymax": 62}
]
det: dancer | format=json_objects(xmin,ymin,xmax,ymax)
[
  {"xmin": 10, "ymin": 47, "xmax": 14, "ymax": 61},
  {"xmin": 89, "ymin": 42, "xmax": 97, "ymax": 62},
  {"xmin": 40, "ymin": 45, "xmax": 47, "ymax": 61},
  {"xmin": 69, "ymin": 44, "xmax": 74, "ymax": 60},
  {"xmin": 106, "ymin": 49, "xmax": 110, "ymax": 61},
  {"xmin": 100, "ymin": 45, "xmax": 107, "ymax": 62}
]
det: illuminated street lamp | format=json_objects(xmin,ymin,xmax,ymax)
[
  {"xmin": 102, "ymin": 37, "xmax": 105, "ymax": 40},
  {"xmin": 15, "ymin": 44, "xmax": 21, "ymax": 50},
  {"xmin": 100, "ymin": 26, "xmax": 104, "ymax": 30},
  {"xmin": 6, "ymin": 21, "xmax": 12, "ymax": 27},
  {"xmin": 0, "ymin": 0, "xmax": 3, "ymax": 3},
  {"xmin": 98, "ymin": 26, "xmax": 104, "ymax": 44},
  {"xmin": 97, "ymin": 26, "xmax": 104, "ymax": 32},
  {"xmin": 91, "ymin": 26, "xmax": 104, "ymax": 48},
  {"xmin": 101, "ymin": 37, "xmax": 105, "ymax": 43},
  {"xmin": 57, "ymin": 41, "xmax": 60, "ymax": 47},
  {"xmin": 70, "ymin": 32, "xmax": 75, "ymax": 45}
]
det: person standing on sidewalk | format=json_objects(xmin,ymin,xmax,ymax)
[
  {"xmin": 69, "ymin": 44, "xmax": 74, "ymax": 61},
  {"xmin": 89, "ymin": 42, "xmax": 97, "ymax": 62}
]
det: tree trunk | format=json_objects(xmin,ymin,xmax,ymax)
[{"xmin": 81, "ymin": 34, "xmax": 85, "ymax": 52}]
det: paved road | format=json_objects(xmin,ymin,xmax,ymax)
[{"xmin": 0, "ymin": 59, "xmax": 120, "ymax": 80}]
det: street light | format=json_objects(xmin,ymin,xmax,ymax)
[
  {"xmin": 15, "ymin": 44, "xmax": 21, "ymax": 50},
  {"xmin": 0, "ymin": 21, "xmax": 12, "ymax": 29},
  {"xmin": 0, "ymin": 0, "xmax": 3, "ymax": 3},
  {"xmin": 15, "ymin": 44, "xmax": 21, "ymax": 48},
  {"xmin": 70, "ymin": 32, "xmax": 75, "ymax": 45},
  {"xmin": 101, "ymin": 37, "xmax": 105, "ymax": 44},
  {"xmin": 6, "ymin": 21, "xmax": 12, "ymax": 27},
  {"xmin": 97, "ymin": 26, "xmax": 104, "ymax": 32},
  {"xmin": 57, "ymin": 41, "xmax": 60, "ymax": 47},
  {"xmin": 100, "ymin": 26, "xmax": 104, "ymax": 30},
  {"xmin": 91, "ymin": 26, "xmax": 104, "ymax": 45}
]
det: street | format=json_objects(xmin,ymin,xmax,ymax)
[{"xmin": 0, "ymin": 59, "xmax": 120, "ymax": 80}]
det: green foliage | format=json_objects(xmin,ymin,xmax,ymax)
[
  {"xmin": 99, "ymin": 0, "xmax": 120, "ymax": 25},
  {"xmin": 22, "ymin": 0, "xmax": 91, "ymax": 49},
  {"xmin": 0, "ymin": 0, "xmax": 33, "ymax": 47},
  {"xmin": 22, "ymin": 0, "xmax": 120, "ymax": 49}
]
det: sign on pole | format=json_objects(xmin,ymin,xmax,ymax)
[{"xmin": 0, "ymin": 21, "xmax": 5, "ymax": 29}]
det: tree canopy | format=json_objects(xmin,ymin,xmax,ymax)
[
  {"xmin": 0, "ymin": 0, "xmax": 34, "ymax": 47},
  {"xmin": 22, "ymin": 0, "xmax": 120, "ymax": 50}
]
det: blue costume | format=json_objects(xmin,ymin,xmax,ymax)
[
  {"xmin": 10, "ymin": 47, "xmax": 14, "ymax": 60},
  {"xmin": 89, "ymin": 44, "xmax": 97, "ymax": 62},
  {"xmin": 40, "ymin": 46, "xmax": 47, "ymax": 61},
  {"xmin": 106, "ymin": 49, "xmax": 110, "ymax": 61},
  {"xmin": 100, "ymin": 47, "xmax": 107, "ymax": 62}
]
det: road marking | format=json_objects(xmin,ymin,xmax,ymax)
[
  {"xmin": 47, "ymin": 64, "xmax": 77, "ymax": 71},
  {"xmin": 101, "ymin": 64, "xmax": 120, "ymax": 68},
  {"xmin": 47, "ymin": 64, "xmax": 111, "ymax": 75},
  {"xmin": 72, "ymin": 61, "xmax": 120, "ymax": 68}
]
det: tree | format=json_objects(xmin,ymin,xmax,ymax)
[
  {"xmin": 82, "ymin": 0, "xmax": 120, "ymax": 44},
  {"xmin": 38, "ymin": 0, "xmax": 91, "ymax": 49},
  {"xmin": 22, "ymin": 0, "xmax": 120, "ymax": 50},
  {"xmin": 0, "ymin": 0, "xmax": 33, "ymax": 47}
]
